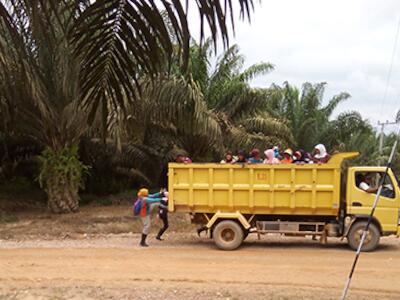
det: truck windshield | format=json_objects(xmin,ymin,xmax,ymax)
[{"xmin": 392, "ymin": 169, "xmax": 400, "ymax": 187}]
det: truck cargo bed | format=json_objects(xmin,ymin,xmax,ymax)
[{"xmin": 168, "ymin": 153, "xmax": 358, "ymax": 217}]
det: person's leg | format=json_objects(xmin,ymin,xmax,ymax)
[
  {"xmin": 140, "ymin": 215, "xmax": 151, "ymax": 247},
  {"xmin": 197, "ymin": 225, "xmax": 208, "ymax": 237},
  {"xmin": 156, "ymin": 213, "xmax": 169, "ymax": 240}
]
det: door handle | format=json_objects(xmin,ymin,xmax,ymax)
[{"xmin": 352, "ymin": 201, "xmax": 362, "ymax": 207}]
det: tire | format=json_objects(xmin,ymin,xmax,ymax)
[
  {"xmin": 213, "ymin": 220, "xmax": 244, "ymax": 250},
  {"xmin": 347, "ymin": 221, "xmax": 380, "ymax": 252}
]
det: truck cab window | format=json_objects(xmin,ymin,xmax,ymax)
[{"xmin": 355, "ymin": 172, "xmax": 395, "ymax": 199}]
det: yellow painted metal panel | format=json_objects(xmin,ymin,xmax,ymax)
[{"xmin": 169, "ymin": 152, "xmax": 364, "ymax": 216}]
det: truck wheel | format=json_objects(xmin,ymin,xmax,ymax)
[
  {"xmin": 347, "ymin": 221, "xmax": 380, "ymax": 252},
  {"xmin": 213, "ymin": 220, "xmax": 244, "ymax": 250}
]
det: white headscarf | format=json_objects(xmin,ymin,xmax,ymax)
[{"xmin": 314, "ymin": 144, "xmax": 327, "ymax": 159}]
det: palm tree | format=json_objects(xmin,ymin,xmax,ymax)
[
  {"xmin": 267, "ymin": 82, "xmax": 351, "ymax": 151},
  {"xmin": 189, "ymin": 41, "xmax": 294, "ymax": 152},
  {"xmin": 324, "ymin": 111, "xmax": 379, "ymax": 165},
  {"xmin": 0, "ymin": 0, "xmax": 255, "ymax": 213}
]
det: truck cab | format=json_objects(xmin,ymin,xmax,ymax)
[{"xmin": 346, "ymin": 167, "xmax": 400, "ymax": 237}]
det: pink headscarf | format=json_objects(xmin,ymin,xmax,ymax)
[{"xmin": 264, "ymin": 149, "xmax": 280, "ymax": 164}]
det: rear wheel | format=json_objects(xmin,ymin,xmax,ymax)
[
  {"xmin": 347, "ymin": 221, "xmax": 380, "ymax": 252},
  {"xmin": 213, "ymin": 220, "xmax": 244, "ymax": 250}
]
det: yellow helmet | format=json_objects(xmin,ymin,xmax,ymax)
[{"xmin": 137, "ymin": 188, "xmax": 149, "ymax": 197}]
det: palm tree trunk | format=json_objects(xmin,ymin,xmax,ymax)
[{"xmin": 46, "ymin": 179, "xmax": 80, "ymax": 213}]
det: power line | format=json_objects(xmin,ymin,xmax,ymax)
[
  {"xmin": 378, "ymin": 120, "xmax": 398, "ymax": 166},
  {"xmin": 341, "ymin": 14, "xmax": 400, "ymax": 300},
  {"xmin": 379, "ymin": 16, "xmax": 400, "ymax": 117},
  {"xmin": 340, "ymin": 125, "xmax": 400, "ymax": 300}
]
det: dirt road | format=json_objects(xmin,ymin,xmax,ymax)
[{"xmin": 0, "ymin": 234, "xmax": 399, "ymax": 300}]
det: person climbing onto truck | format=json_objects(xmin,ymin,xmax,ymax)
[
  {"xmin": 248, "ymin": 148, "xmax": 263, "ymax": 164},
  {"xmin": 156, "ymin": 190, "xmax": 169, "ymax": 241},
  {"xmin": 312, "ymin": 144, "xmax": 331, "ymax": 163},
  {"xmin": 135, "ymin": 188, "xmax": 166, "ymax": 247},
  {"xmin": 220, "ymin": 151, "xmax": 236, "ymax": 164},
  {"xmin": 263, "ymin": 149, "xmax": 280, "ymax": 164},
  {"xmin": 356, "ymin": 173, "xmax": 379, "ymax": 194}
]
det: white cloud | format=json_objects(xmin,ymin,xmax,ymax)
[{"xmin": 190, "ymin": 0, "xmax": 400, "ymax": 128}]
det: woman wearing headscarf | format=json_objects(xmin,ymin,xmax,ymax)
[
  {"xmin": 312, "ymin": 144, "xmax": 331, "ymax": 163},
  {"xmin": 220, "ymin": 151, "xmax": 236, "ymax": 164},
  {"xmin": 248, "ymin": 148, "xmax": 263, "ymax": 164},
  {"xmin": 293, "ymin": 149, "xmax": 311, "ymax": 164},
  {"xmin": 263, "ymin": 149, "xmax": 280, "ymax": 164},
  {"xmin": 235, "ymin": 150, "xmax": 248, "ymax": 163}
]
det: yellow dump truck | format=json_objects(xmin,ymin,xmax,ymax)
[{"xmin": 168, "ymin": 152, "xmax": 400, "ymax": 251}]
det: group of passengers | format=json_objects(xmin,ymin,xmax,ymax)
[{"xmin": 220, "ymin": 144, "xmax": 331, "ymax": 165}]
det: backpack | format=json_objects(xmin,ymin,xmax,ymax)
[
  {"xmin": 133, "ymin": 198, "xmax": 143, "ymax": 216},
  {"xmin": 133, "ymin": 198, "xmax": 146, "ymax": 216}
]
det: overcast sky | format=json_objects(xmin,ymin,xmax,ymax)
[{"xmin": 193, "ymin": 0, "xmax": 400, "ymax": 130}]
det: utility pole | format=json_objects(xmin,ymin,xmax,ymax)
[{"xmin": 378, "ymin": 120, "xmax": 398, "ymax": 166}]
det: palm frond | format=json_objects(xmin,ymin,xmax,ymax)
[
  {"xmin": 239, "ymin": 114, "xmax": 294, "ymax": 145},
  {"xmin": 237, "ymin": 62, "xmax": 274, "ymax": 82},
  {"xmin": 322, "ymin": 92, "xmax": 351, "ymax": 118},
  {"xmin": 73, "ymin": 0, "xmax": 255, "ymax": 118}
]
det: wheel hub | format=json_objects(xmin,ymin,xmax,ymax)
[
  {"xmin": 355, "ymin": 228, "xmax": 372, "ymax": 245},
  {"xmin": 221, "ymin": 228, "xmax": 235, "ymax": 242}
]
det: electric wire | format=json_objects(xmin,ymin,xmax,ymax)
[
  {"xmin": 379, "ymin": 16, "xmax": 400, "ymax": 119},
  {"xmin": 340, "ymin": 121, "xmax": 400, "ymax": 300}
]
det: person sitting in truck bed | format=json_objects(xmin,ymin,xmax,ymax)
[
  {"xmin": 312, "ymin": 144, "xmax": 330, "ymax": 163},
  {"xmin": 263, "ymin": 149, "xmax": 280, "ymax": 164},
  {"xmin": 235, "ymin": 150, "xmax": 247, "ymax": 163},
  {"xmin": 176, "ymin": 154, "xmax": 192, "ymax": 164},
  {"xmin": 248, "ymin": 148, "xmax": 263, "ymax": 164},
  {"xmin": 281, "ymin": 148, "xmax": 294, "ymax": 164},
  {"xmin": 293, "ymin": 149, "xmax": 311, "ymax": 164},
  {"xmin": 356, "ymin": 173, "xmax": 379, "ymax": 194},
  {"xmin": 220, "ymin": 151, "xmax": 236, "ymax": 164}
]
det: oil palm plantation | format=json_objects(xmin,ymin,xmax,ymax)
[
  {"xmin": 266, "ymin": 81, "xmax": 351, "ymax": 151},
  {"xmin": 0, "ymin": 0, "xmax": 255, "ymax": 213},
  {"xmin": 324, "ymin": 111, "xmax": 379, "ymax": 165},
  {"xmin": 189, "ymin": 41, "xmax": 294, "ymax": 152}
]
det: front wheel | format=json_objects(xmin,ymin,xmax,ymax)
[
  {"xmin": 213, "ymin": 220, "xmax": 244, "ymax": 250},
  {"xmin": 347, "ymin": 221, "xmax": 380, "ymax": 252}
]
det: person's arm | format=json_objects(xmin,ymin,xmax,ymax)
[
  {"xmin": 312, "ymin": 155, "xmax": 330, "ymax": 164},
  {"xmin": 146, "ymin": 197, "xmax": 163, "ymax": 204},
  {"xmin": 148, "ymin": 192, "xmax": 162, "ymax": 198},
  {"xmin": 359, "ymin": 182, "xmax": 378, "ymax": 193},
  {"xmin": 319, "ymin": 155, "xmax": 331, "ymax": 163},
  {"xmin": 366, "ymin": 186, "xmax": 379, "ymax": 193}
]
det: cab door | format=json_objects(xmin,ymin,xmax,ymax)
[{"xmin": 347, "ymin": 168, "xmax": 399, "ymax": 233}]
